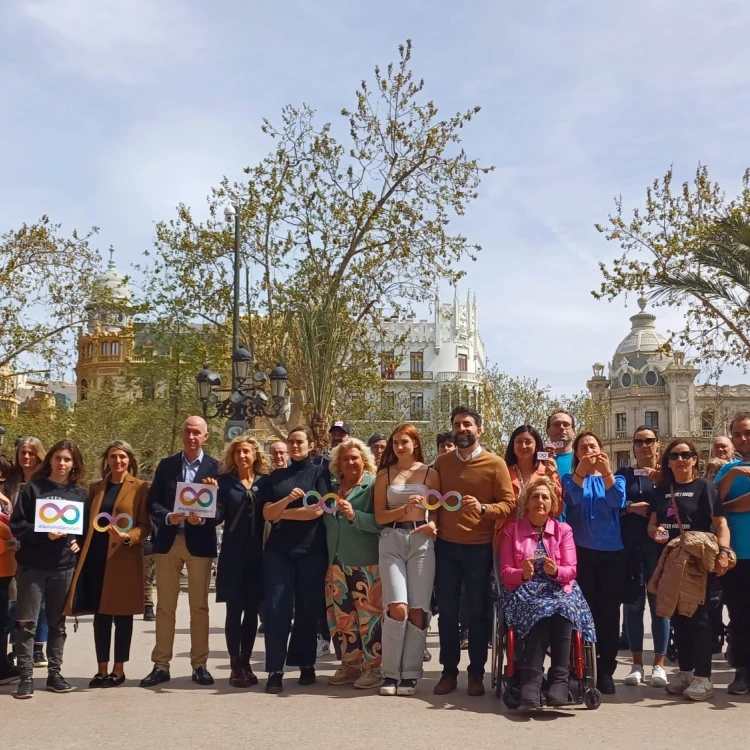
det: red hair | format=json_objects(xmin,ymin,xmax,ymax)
[{"xmin": 379, "ymin": 423, "xmax": 425, "ymax": 469}]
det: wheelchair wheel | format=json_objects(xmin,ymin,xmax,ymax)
[
  {"xmin": 583, "ymin": 640, "xmax": 597, "ymax": 689},
  {"xmin": 583, "ymin": 688, "xmax": 601, "ymax": 710},
  {"xmin": 493, "ymin": 604, "xmax": 504, "ymax": 697},
  {"xmin": 502, "ymin": 678, "xmax": 521, "ymax": 709}
]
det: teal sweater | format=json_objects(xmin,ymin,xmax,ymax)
[{"xmin": 323, "ymin": 474, "xmax": 382, "ymax": 567}]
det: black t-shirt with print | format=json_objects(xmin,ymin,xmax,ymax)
[{"xmin": 649, "ymin": 477, "xmax": 724, "ymax": 541}]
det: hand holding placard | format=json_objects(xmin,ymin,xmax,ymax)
[
  {"xmin": 34, "ymin": 498, "xmax": 84, "ymax": 535},
  {"xmin": 174, "ymin": 482, "xmax": 218, "ymax": 518}
]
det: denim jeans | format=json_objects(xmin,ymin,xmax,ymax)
[
  {"xmin": 624, "ymin": 541, "xmax": 669, "ymax": 655},
  {"xmin": 263, "ymin": 547, "xmax": 328, "ymax": 674},
  {"xmin": 15, "ymin": 566, "xmax": 74, "ymax": 678},
  {"xmin": 435, "ymin": 538, "xmax": 493, "ymax": 678}
]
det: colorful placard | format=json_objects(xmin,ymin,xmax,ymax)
[
  {"xmin": 302, "ymin": 491, "xmax": 339, "ymax": 514},
  {"xmin": 420, "ymin": 490, "xmax": 463, "ymax": 512},
  {"xmin": 174, "ymin": 482, "xmax": 218, "ymax": 518},
  {"xmin": 93, "ymin": 513, "xmax": 134, "ymax": 533},
  {"xmin": 34, "ymin": 498, "xmax": 85, "ymax": 535}
]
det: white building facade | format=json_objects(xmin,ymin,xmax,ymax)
[
  {"xmin": 373, "ymin": 289, "xmax": 486, "ymax": 424},
  {"xmin": 587, "ymin": 298, "xmax": 750, "ymax": 466}
]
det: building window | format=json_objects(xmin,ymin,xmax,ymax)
[
  {"xmin": 616, "ymin": 451, "xmax": 630, "ymax": 468},
  {"xmin": 381, "ymin": 350, "xmax": 395, "ymax": 380},
  {"xmin": 381, "ymin": 392, "xmax": 396, "ymax": 414},
  {"xmin": 645, "ymin": 411, "xmax": 659, "ymax": 429},
  {"xmin": 80, "ymin": 379, "xmax": 88, "ymax": 400},
  {"xmin": 102, "ymin": 342, "xmax": 110, "ymax": 356},
  {"xmin": 458, "ymin": 354, "xmax": 468, "ymax": 372},
  {"xmin": 410, "ymin": 351, "xmax": 424, "ymax": 379},
  {"xmin": 86, "ymin": 344, "xmax": 93, "ymax": 358},
  {"xmin": 620, "ymin": 372, "xmax": 632, "ymax": 388},
  {"xmin": 111, "ymin": 342, "xmax": 120, "ymax": 356},
  {"xmin": 615, "ymin": 413, "xmax": 627, "ymax": 437},
  {"xmin": 701, "ymin": 411, "xmax": 714, "ymax": 438},
  {"xmin": 410, "ymin": 392, "xmax": 424, "ymax": 421},
  {"xmin": 644, "ymin": 370, "xmax": 658, "ymax": 386}
]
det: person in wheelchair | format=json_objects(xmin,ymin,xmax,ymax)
[{"xmin": 499, "ymin": 476, "xmax": 595, "ymax": 709}]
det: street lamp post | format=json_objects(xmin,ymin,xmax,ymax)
[{"xmin": 196, "ymin": 200, "xmax": 290, "ymax": 440}]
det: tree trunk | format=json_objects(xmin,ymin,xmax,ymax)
[{"xmin": 310, "ymin": 412, "xmax": 328, "ymax": 455}]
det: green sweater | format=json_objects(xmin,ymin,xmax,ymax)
[{"xmin": 323, "ymin": 474, "xmax": 382, "ymax": 567}]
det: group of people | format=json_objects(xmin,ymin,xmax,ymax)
[{"xmin": 0, "ymin": 407, "xmax": 748, "ymax": 710}]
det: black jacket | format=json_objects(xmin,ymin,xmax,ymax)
[{"xmin": 148, "ymin": 452, "xmax": 220, "ymax": 557}]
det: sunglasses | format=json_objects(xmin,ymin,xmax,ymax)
[
  {"xmin": 668, "ymin": 451, "xmax": 695, "ymax": 461},
  {"xmin": 633, "ymin": 438, "xmax": 657, "ymax": 447}
]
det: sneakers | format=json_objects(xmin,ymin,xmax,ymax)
[
  {"xmin": 666, "ymin": 671, "xmax": 693, "ymax": 695},
  {"xmin": 46, "ymin": 673, "xmax": 73, "ymax": 693},
  {"xmin": 423, "ymin": 649, "xmax": 432, "ymax": 662},
  {"xmin": 298, "ymin": 666, "xmax": 317, "ymax": 686},
  {"xmin": 143, "ymin": 604, "xmax": 155, "ymax": 622},
  {"xmin": 460, "ymin": 630, "xmax": 469, "ymax": 650},
  {"xmin": 597, "ymin": 673, "xmax": 616, "ymax": 695},
  {"xmin": 354, "ymin": 667, "xmax": 384, "ymax": 690},
  {"xmin": 265, "ymin": 672, "xmax": 283, "ymax": 694},
  {"xmin": 328, "ymin": 665, "xmax": 361, "ymax": 685},
  {"xmin": 380, "ymin": 677, "xmax": 398, "ymax": 696},
  {"xmin": 33, "ymin": 648, "xmax": 48, "ymax": 668},
  {"xmin": 650, "ymin": 665, "xmax": 668, "ymax": 688},
  {"xmin": 397, "ymin": 678, "xmax": 418, "ymax": 696},
  {"xmin": 624, "ymin": 665, "xmax": 644, "ymax": 686},
  {"xmin": 728, "ymin": 669, "xmax": 750, "ymax": 695},
  {"xmin": 315, "ymin": 637, "xmax": 330, "ymax": 658},
  {"xmin": 684, "ymin": 677, "xmax": 714, "ymax": 701},
  {"xmin": 14, "ymin": 677, "xmax": 34, "ymax": 699}
]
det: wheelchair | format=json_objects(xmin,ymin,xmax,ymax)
[{"xmin": 490, "ymin": 579, "xmax": 601, "ymax": 710}]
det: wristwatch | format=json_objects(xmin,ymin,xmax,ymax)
[{"xmin": 480, "ymin": 505, "xmax": 487, "ymax": 515}]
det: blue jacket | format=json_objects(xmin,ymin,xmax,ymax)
[{"xmin": 562, "ymin": 473, "xmax": 627, "ymax": 551}]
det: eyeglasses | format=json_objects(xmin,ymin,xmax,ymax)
[
  {"xmin": 668, "ymin": 451, "xmax": 695, "ymax": 461},
  {"xmin": 633, "ymin": 438, "xmax": 657, "ymax": 447}
]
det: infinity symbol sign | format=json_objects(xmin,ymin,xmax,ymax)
[
  {"xmin": 302, "ymin": 492, "xmax": 339, "ymax": 514},
  {"xmin": 38, "ymin": 503, "xmax": 81, "ymax": 525},
  {"xmin": 420, "ymin": 490, "xmax": 463, "ymax": 512},
  {"xmin": 179, "ymin": 487, "xmax": 214, "ymax": 508},
  {"xmin": 93, "ymin": 513, "xmax": 134, "ymax": 533}
]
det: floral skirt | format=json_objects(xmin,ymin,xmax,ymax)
[
  {"xmin": 326, "ymin": 557, "xmax": 383, "ymax": 666},
  {"xmin": 501, "ymin": 580, "xmax": 596, "ymax": 642}
]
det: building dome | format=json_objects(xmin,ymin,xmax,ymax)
[
  {"xmin": 94, "ymin": 249, "xmax": 131, "ymax": 302},
  {"xmin": 610, "ymin": 298, "xmax": 670, "ymax": 389}
]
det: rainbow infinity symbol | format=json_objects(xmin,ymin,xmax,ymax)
[
  {"xmin": 302, "ymin": 491, "xmax": 339, "ymax": 514},
  {"xmin": 179, "ymin": 487, "xmax": 214, "ymax": 508},
  {"xmin": 421, "ymin": 490, "xmax": 463, "ymax": 512},
  {"xmin": 38, "ymin": 503, "xmax": 81, "ymax": 525},
  {"xmin": 93, "ymin": 513, "xmax": 134, "ymax": 533}
]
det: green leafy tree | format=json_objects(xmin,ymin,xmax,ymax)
[{"xmin": 595, "ymin": 165, "xmax": 750, "ymax": 373}]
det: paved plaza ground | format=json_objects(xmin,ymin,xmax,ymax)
[{"xmin": 2, "ymin": 593, "xmax": 749, "ymax": 749}]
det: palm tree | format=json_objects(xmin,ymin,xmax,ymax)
[{"xmin": 649, "ymin": 213, "xmax": 750, "ymax": 356}]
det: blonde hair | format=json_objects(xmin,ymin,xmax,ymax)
[
  {"xmin": 100, "ymin": 440, "xmax": 139, "ymax": 479},
  {"xmin": 221, "ymin": 435, "xmax": 270, "ymax": 477},
  {"xmin": 329, "ymin": 437, "xmax": 377, "ymax": 478},
  {"xmin": 517, "ymin": 476, "xmax": 562, "ymax": 519},
  {"xmin": 704, "ymin": 457, "xmax": 728, "ymax": 479}
]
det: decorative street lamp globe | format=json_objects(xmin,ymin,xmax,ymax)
[
  {"xmin": 196, "ymin": 365, "xmax": 221, "ymax": 402},
  {"xmin": 270, "ymin": 363, "xmax": 289, "ymax": 399},
  {"xmin": 232, "ymin": 347, "xmax": 253, "ymax": 384}
]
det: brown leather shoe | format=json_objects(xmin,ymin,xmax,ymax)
[
  {"xmin": 467, "ymin": 674, "xmax": 485, "ymax": 696},
  {"xmin": 433, "ymin": 674, "xmax": 458, "ymax": 695}
]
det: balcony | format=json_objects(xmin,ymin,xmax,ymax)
[
  {"xmin": 381, "ymin": 370, "xmax": 434, "ymax": 381},
  {"xmin": 702, "ymin": 429, "xmax": 714, "ymax": 439},
  {"xmin": 613, "ymin": 386, "xmax": 666, "ymax": 398},
  {"xmin": 436, "ymin": 371, "xmax": 481, "ymax": 383},
  {"xmin": 615, "ymin": 431, "xmax": 627, "ymax": 440}
]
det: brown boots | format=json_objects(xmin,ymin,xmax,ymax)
[{"xmin": 229, "ymin": 654, "xmax": 258, "ymax": 688}]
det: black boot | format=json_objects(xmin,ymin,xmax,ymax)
[
  {"xmin": 546, "ymin": 666, "xmax": 570, "ymax": 707},
  {"xmin": 519, "ymin": 667, "xmax": 543, "ymax": 709}
]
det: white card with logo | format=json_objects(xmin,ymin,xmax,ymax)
[
  {"xmin": 174, "ymin": 482, "xmax": 218, "ymax": 518},
  {"xmin": 34, "ymin": 498, "xmax": 85, "ymax": 535}
]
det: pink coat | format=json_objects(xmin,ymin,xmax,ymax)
[{"xmin": 500, "ymin": 517, "xmax": 577, "ymax": 593}]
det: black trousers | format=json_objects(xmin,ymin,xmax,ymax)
[
  {"xmin": 721, "ymin": 560, "xmax": 750, "ymax": 671},
  {"xmin": 575, "ymin": 546, "xmax": 626, "ymax": 677},
  {"xmin": 93, "ymin": 614, "xmax": 134, "ymax": 664},
  {"xmin": 225, "ymin": 595, "xmax": 261, "ymax": 658},
  {"xmin": 0, "ymin": 576, "xmax": 11, "ymax": 668},
  {"xmin": 524, "ymin": 615, "xmax": 573, "ymax": 672},
  {"xmin": 673, "ymin": 581, "xmax": 719, "ymax": 680}
]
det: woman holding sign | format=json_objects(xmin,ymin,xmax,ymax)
[
  {"xmin": 213, "ymin": 435, "xmax": 270, "ymax": 688},
  {"xmin": 65, "ymin": 441, "xmax": 150, "ymax": 688},
  {"xmin": 9, "ymin": 439, "xmax": 87, "ymax": 699},
  {"xmin": 374, "ymin": 423, "xmax": 439, "ymax": 697}
]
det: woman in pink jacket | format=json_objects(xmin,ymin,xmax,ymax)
[{"xmin": 500, "ymin": 476, "xmax": 595, "ymax": 709}]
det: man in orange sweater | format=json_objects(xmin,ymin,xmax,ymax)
[{"xmin": 433, "ymin": 406, "xmax": 515, "ymax": 696}]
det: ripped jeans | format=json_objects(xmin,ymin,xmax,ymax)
[{"xmin": 379, "ymin": 527, "xmax": 435, "ymax": 681}]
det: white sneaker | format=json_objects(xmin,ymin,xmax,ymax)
[
  {"xmin": 650, "ymin": 665, "xmax": 668, "ymax": 688},
  {"xmin": 684, "ymin": 677, "xmax": 714, "ymax": 701},
  {"xmin": 666, "ymin": 671, "xmax": 694, "ymax": 695},
  {"xmin": 624, "ymin": 665, "xmax": 644, "ymax": 685},
  {"xmin": 315, "ymin": 637, "xmax": 330, "ymax": 658}
]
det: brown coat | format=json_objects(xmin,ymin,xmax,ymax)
[
  {"xmin": 647, "ymin": 531, "xmax": 723, "ymax": 618},
  {"xmin": 65, "ymin": 474, "xmax": 151, "ymax": 616}
]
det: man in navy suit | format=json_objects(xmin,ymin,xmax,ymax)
[{"xmin": 140, "ymin": 416, "xmax": 220, "ymax": 687}]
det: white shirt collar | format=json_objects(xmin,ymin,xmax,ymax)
[{"xmin": 456, "ymin": 444, "xmax": 483, "ymax": 462}]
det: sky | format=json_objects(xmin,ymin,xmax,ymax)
[{"xmin": 2, "ymin": 0, "xmax": 750, "ymax": 395}]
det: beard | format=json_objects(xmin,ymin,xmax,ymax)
[{"xmin": 454, "ymin": 432, "xmax": 477, "ymax": 449}]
